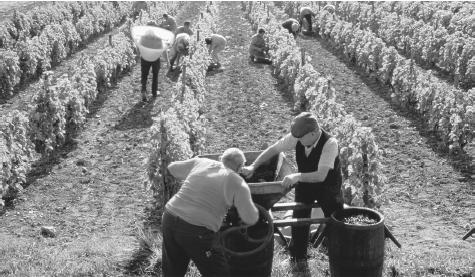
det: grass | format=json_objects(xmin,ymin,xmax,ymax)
[
  {"xmin": 127, "ymin": 224, "xmax": 474, "ymax": 277},
  {"xmin": 0, "ymin": 232, "xmax": 132, "ymax": 276}
]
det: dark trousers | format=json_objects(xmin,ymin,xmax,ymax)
[
  {"xmin": 304, "ymin": 14, "xmax": 313, "ymax": 32},
  {"xmin": 141, "ymin": 57, "xmax": 160, "ymax": 95},
  {"xmin": 290, "ymin": 182, "xmax": 343, "ymax": 259},
  {"xmin": 162, "ymin": 209, "xmax": 229, "ymax": 277}
]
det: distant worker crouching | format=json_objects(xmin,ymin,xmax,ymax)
[{"xmin": 249, "ymin": 28, "xmax": 271, "ymax": 64}]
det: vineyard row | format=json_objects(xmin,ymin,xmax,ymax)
[
  {"xmin": 284, "ymin": 2, "xmax": 474, "ymax": 152},
  {"xmin": 0, "ymin": 2, "xmax": 134, "ymax": 98},
  {"xmin": 146, "ymin": 2, "xmax": 217, "ymax": 212},
  {"xmin": 331, "ymin": 1, "xmax": 474, "ymax": 89}
]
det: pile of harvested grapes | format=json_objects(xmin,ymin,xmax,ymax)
[{"xmin": 342, "ymin": 214, "xmax": 378, "ymax": 225}]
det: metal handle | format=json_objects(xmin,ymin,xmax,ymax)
[{"xmin": 384, "ymin": 225, "xmax": 401, "ymax": 248}]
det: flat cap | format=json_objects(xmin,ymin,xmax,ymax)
[{"xmin": 291, "ymin": 112, "xmax": 319, "ymax": 138}]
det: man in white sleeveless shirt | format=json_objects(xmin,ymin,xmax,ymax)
[{"xmin": 162, "ymin": 148, "xmax": 259, "ymax": 277}]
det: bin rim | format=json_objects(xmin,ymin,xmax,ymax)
[{"xmin": 330, "ymin": 206, "xmax": 384, "ymax": 229}]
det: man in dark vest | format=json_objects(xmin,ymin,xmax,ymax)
[{"xmin": 241, "ymin": 112, "xmax": 344, "ymax": 261}]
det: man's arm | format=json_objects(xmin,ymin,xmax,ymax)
[
  {"xmin": 167, "ymin": 158, "xmax": 197, "ymax": 180},
  {"xmin": 282, "ymin": 138, "xmax": 339, "ymax": 187},
  {"xmin": 226, "ymin": 175, "xmax": 258, "ymax": 225},
  {"xmin": 242, "ymin": 133, "xmax": 296, "ymax": 178}
]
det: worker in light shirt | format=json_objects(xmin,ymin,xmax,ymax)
[
  {"xmin": 162, "ymin": 148, "xmax": 259, "ymax": 277},
  {"xmin": 205, "ymin": 34, "xmax": 227, "ymax": 68},
  {"xmin": 168, "ymin": 33, "xmax": 190, "ymax": 71},
  {"xmin": 241, "ymin": 112, "xmax": 343, "ymax": 262}
]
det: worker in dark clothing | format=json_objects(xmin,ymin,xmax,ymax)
[
  {"xmin": 299, "ymin": 6, "xmax": 316, "ymax": 33},
  {"xmin": 249, "ymin": 28, "xmax": 271, "ymax": 64},
  {"xmin": 138, "ymin": 21, "xmax": 162, "ymax": 101},
  {"xmin": 282, "ymin": 18, "xmax": 300, "ymax": 38},
  {"xmin": 242, "ymin": 112, "xmax": 344, "ymax": 262}
]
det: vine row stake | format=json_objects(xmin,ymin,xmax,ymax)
[
  {"xmin": 197, "ymin": 30, "xmax": 200, "ymax": 41},
  {"xmin": 301, "ymin": 48, "xmax": 305, "ymax": 66},
  {"xmin": 181, "ymin": 64, "xmax": 187, "ymax": 100}
]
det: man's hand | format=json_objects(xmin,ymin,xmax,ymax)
[
  {"xmin": 282, "ymin": 173, "xmax": 301, "ymax": 189},
  {"xmin": 240, "ymin": 165, "xmax": 255, "ymax": 179}
]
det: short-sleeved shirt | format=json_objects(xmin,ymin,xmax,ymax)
[
  {"xmin": 166, "ymin": 158, "xmax": 257, "ymax": 232},
  {"xmin": 274, "ymin": 132, "xmax": 338, "ymax": 170},
  {"xmin": 173, "ymin": 33, "xmax": 190, "ymax": 52},
  {"xmin": 210, "ymin": 34, "xmax": 227, "ymax": 49}
]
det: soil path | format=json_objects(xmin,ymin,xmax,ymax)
[
  {"xmin": 0, "ymin": 3, "xmax": 203, "ymax": 276},
  {"xmin": 204, "ymin": 3, "xmax": 295, "ymax": 154},
  {"xmin": 292, "ymin": 18, "xmax": 474, "ymax": 275}
]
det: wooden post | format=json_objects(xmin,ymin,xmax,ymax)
[
  {"xmin": 267, "ymin": 5, "xmax": 270, "ymax": 17},
  {"xmin": 109, "ymin": 34, "xmax": 113, "ymax": 47},
  {"xmin": 301, "ymin": 48, "xmax": 305, "ymax": 66},
  {"xmin": 201, "ymin": 12, "xmax": 203, "ymax": 19},
  {"xmin": 181, "ymin": 64, "xmax": 186, "ymax": 100},
  {"xmin": 197, "ymin": 30, "xmax": 200, "ymax": 41}
]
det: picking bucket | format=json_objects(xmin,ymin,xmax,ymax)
[
  {"xmin": 328, "ymin": 207, "xmax": 385, "ymax": 277},
  {"xmin": 131, "ymin": 26, "xmax": 174, "ymax": 62}
]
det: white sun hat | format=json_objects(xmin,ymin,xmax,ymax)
[{"xmin": 131, "ymin": 25, "xmax": 175, "ymax": 62}]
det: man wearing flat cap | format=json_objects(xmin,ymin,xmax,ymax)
[{"xmin": 242, "ymin": 112, "xmax": 343, "ymax": 261}]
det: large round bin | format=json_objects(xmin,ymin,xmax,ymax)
[
  {"xmin": 328, "ymin": 207, "xmax": 385, "ymax": 277},
  {"xmin": 220, "ymin": 204, "xmax": 274, "ymax": 277}
]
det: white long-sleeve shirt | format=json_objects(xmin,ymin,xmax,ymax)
[{"xmin": 166, "ymin": 158, "xmax": 259, "ymax": 232}]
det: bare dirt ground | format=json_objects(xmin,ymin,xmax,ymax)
[{"xmin": 1, "ymin": 2, "xmax": 473, "ymax": 277}]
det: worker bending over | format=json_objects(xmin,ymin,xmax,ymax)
[
  {"xmin": 162, "ymin": 148, "xmax": 259, "ymax": 276},
  {"xmin": 169, "ymin": 33, "xmax": 190, "ymax": 71},
  {"xmin": 205, "ymin": 34, "xmax": 227, "ymax": 68},
  {"xmin": 282, "ymin": 18, "xmax": 300, "ymax": 38}
]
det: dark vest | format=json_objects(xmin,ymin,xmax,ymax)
[{"xmin": 295, "ymin": 129, "xmax": 342, "ymax": 195}]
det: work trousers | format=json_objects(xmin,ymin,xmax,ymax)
[
  {"xmin": 162, "ymin": 209, "xmax": 229, "ymax": 277},
  {"xmin": 141, "ymin": 57, "xmax": 160, "ymax": 96},
  {"xmin": 303, "ymin": 14, "xmax": 313, "ymax": 32},
  {"xmin": 290, "ymin": 182, "xmax": 343, "ymax": 259}
]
